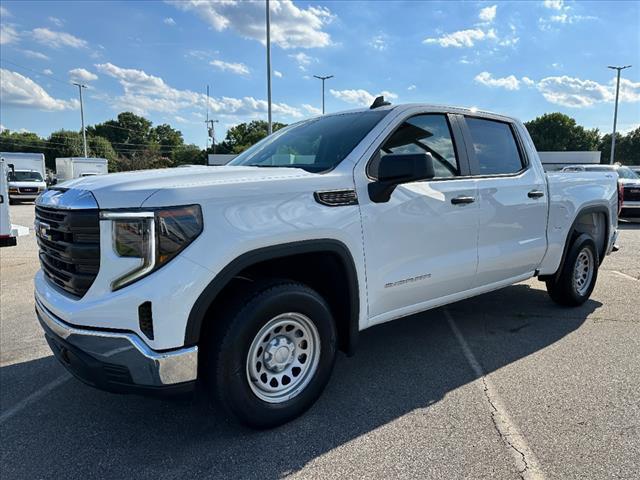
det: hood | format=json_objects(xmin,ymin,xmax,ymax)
[
  {"xmin": 619, "ymin": 178, "xmax": 640, "ymax": 186},
  {"xmin": 57, "ymin": 166, "xmax": 323, "ymax": 209},
  {"xmin": 9, "ymin": 180, "xmax": 46, "ymax": 188}
]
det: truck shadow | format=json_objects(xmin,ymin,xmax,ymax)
[{"xmin": 1, "ymin": 283, "xmax": 600, "ymax": 479}]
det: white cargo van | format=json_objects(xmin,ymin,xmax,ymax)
[
  {"xmin": 55, "ymin": 157, "xmax": 108, "ymax": 182},
  {"xmin": 1, "ymin": 152, "xmax": 47, "ymax": 203},
  {"xmin": 0, "ymin": 159, "xmax": 29, "ymax": 246}
]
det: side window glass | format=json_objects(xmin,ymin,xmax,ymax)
[
  {"xmin": 465, "ymin": 118, "xmax": 524, "ymax": 175},
  {"xmin": 374, "ymin": 114, "xmax": 459, "ymax": 178}
]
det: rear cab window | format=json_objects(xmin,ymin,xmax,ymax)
[{"xmin": 465, "ymin": 117, "xmax": 525, "ymax": 176}]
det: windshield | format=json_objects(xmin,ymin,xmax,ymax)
[
  {"xmin": 8, "ymin": 171, "xmax": 43, "ymax": 182},
  {"xmin": 228, "ymin": 110, "xmax": 390, "ymax": 173},
  {"xmin": 616, "ymin": 166, "xmax": 639, "ymax": 179}
]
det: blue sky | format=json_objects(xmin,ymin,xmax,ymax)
[{"xmin": 1, "ymin": 0, "xmax": 638, "ymax": 148}]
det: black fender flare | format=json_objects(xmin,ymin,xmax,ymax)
[{"xmin": 184, "ymin": 239, "xmax": 360, "ymax": 355}]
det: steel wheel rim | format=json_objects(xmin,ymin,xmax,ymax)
[
  {"xmin": 573, "ymin": 247, "xmax": 594, "ymax": 296},
  {"xmin": 246, "ymin": 312, "xmax": 321, "ymax": 403}
]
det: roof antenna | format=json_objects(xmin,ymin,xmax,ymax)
[{"xmin": 370, "ymin": 95, "xmax": 391, "ymax": 109}]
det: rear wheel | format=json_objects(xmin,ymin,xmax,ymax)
[
  {"xmin": 546, "ymin": 234, "xmax": 598, "ymax": 307},
  {"xmin": 206, "ymin": 281, "xmax": 337, "ymax": 428}
]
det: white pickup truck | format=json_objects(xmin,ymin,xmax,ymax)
[{"xmin": 34, "ymin": 101, "xmax": 619, "ymax": 428}]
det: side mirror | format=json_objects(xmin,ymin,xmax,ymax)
[{"xmin": 368, "ymin": 153, "xmax": 435, "ymax": 203}]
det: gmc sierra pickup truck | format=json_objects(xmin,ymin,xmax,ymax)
[{"xmin": 34, "ymin": 101, "xmax": 619, "ymax": 428}]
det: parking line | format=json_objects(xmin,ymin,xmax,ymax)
[
  {"xmin": 444, "ymin": 308, "xmax": 545, "ymax": 480},
  {"xmin": 0, "ymin": 373, "xmax": 70, "ymax": 425},
  {"xmin": 610, "ymin": 270, "xmax": 638, "ymax": 282}
]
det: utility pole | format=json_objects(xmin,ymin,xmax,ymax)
[
  {"xmin": 607, "ymin": 65, "xmax": 631, "ymax": 164},
  {"xmin": 266, "ymin": 0, "xmax": 272, "ymax": 135},
  {"xmin": 313, "ymin": 75, "xmax": 333, "ymax": 114},
  {"xmin": 207, "ymin": 120, "xmax": 219, "ymax": 154},
  {"xmin": 206, "ymin": 84, "xmax": 210, "ymax": 149},
  {"xmin": 73, "ymin": 82, "xmax": 88, "ymax": 157}
]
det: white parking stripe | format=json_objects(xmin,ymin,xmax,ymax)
[
  {"xmin": 444, "ymin": 308, "xmax": 545, "ymax": 480},
  {"xmin": 610, "ymin": 270, "xmax": 638, "ymax": 281},
  {"xmin": 0, "ymin": 374, "xmax": 70, "ymax": 425}
]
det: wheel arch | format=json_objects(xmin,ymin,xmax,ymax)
[
  {"xmin": 185, "ymin": 239, "xmax": 360, "ymax": 355},
  {"xmin": 541, "ymin": 205, "xmax": 609, "ymax": 281}
]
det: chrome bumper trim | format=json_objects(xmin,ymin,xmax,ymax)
[{"xmin": 35, "ymin": 295, "xmax": 198, "ymax": 386}]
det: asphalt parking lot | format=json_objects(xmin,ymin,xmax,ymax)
[{"xmin": 1, "ymin": 203, "xmax": 639, "ymax": 480}]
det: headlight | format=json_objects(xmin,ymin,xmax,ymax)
[{"xmin": 102, "ymin": 205, "xmax": 203, "ymax": 291}]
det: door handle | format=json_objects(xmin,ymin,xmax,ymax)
[
  {"xmin": 451, "ymin": 196, "xmax": 475, "ymax": 205},
  {"xmin": 528, "ymin": 190, "xmax": 545, "ymax": 199}
]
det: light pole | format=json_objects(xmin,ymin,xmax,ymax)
[
  {"xmin": 266, "ymin": 0, "xmax": 272, "ymax": 135},
  {"xmin": 607, "ymin": 65, "xmax": 631, "ymax": 164},
  {"xmin": 73, "ymin": 82, "xmax": 88, "ymax": 157},
  {"xmin": 313, "ymin": 75, "xmax": 333, "ymax": 114}
]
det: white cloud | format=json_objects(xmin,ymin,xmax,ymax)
[
  {"xmin": 543, "ymin": 0, "xmax": 564, "ymax": 10},
  {"xmin": 537, "ymin": 75, "xmax": 613, "ymax": 107},
  {"xmin": 474, "ymin": 71, "xmax": 520, "ymax": 90},
  {"xmin": 521, "ymin": 76, "xmax": 535, "ymax": 86},
  {"xmin": 163, "ymin": 17, "xmax": 176, "ymax": 26},
  {"xmin": 1, "ymin": 6, "xmax": 11, "ymax": 17},
  {"xmin": 174, "ymin": 115, "xmax": 187, "ymax": 123},
  {"xmin": 424, "ymin": 28, "xmax": 488, "ymax": 48},
  {"xmin": 407, "ymin": 84, "xmax": 416, "ymax": 91},
  {"xmin": 95, "ymin": 62, "xmax": 303, "ymax": 119},
  {"xmin": 48, "ymin": 16, "xmax": 64, "ymax": 27},
  {"xmin": 479, "ymin": 5, "xmax": 497, "ymax": 22},
  {"xmin": 32, "ymin": 27, "xmax": 88, "ymax": 48},
  {"xmin": 210, "ymin": 59, "xmax": 250, "ymax": 76},
  {"xmin": 370, "ymin": 34, "xmax": 387, "ymax": 51},
  {"xmin": 289, "ymin": 51, "xmax": 315, "ymax": 71},
  {"xmin": 302, "ymin": 104, "xmax": 322, "ymax": 115},
  {"xmin": 168, "ymin": 0, "xmax": 334, "ymax": 49},
  {"xmin": 69, "ymin": 68, "xmax": 98, "ymax": 82},
  {"xmin": 1, "ymin": 23, "xmax": 19, "ymax": 45},
  {"xmin": 22, "ymin": 49, "xmax": 50, "ymax": 60},
  {"xmin": 0, "ymin": 68, "xmax": 78, "ymax": 110},
  {"xmin": 43, "ymin": 69, "xmax": 53, "ymax": 75},
  {"xmin": 330, "ymin": 89, "xmax": 398, "ymax": 107},
  {"xmin": 274, "ymin": 70, "xmax": 283, "ymax": 78}
]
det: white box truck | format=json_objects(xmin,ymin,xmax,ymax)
[
  {"xmin": 55, "ymin": 157, "xmax": 108, "ymax": 182},
  {"xmin": 0, "ymin": 152, "xmax": 47, "ymax": 203}
]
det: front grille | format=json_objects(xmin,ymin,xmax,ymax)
[
  {"xmin": 35, "ymin": 205, "xmax": 100, "ymax": 297},
  {"xmin": 19, "ymin": 187, "xmax": 39, "ymax": 194},
  {"xmin": 623, "ymin": 186, "xmax": 640, "ymax": 202}
]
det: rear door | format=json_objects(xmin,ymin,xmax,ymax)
[
  {"xmin": 356, "ymin": 112, "xmax": 479, "ymax": 324},
  {"xmin": 460, "ymin": 116, "xmax": 548, "ymax": 287}
]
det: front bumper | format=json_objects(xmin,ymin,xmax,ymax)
[
  {"xmin": 9, "ymin": 192, "xmax": 39, "ymax": 201},
  {"xmin": 621, "ymin": 201, "xmax": 640, "ymax": 218},
  {"xmin": 36, "ymin": 295, "xmax": 198, "ymax": 396}
]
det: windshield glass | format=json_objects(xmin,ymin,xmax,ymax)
[
  {"xmin": 617, "ymin": 166, "xmax": 639, "ymax": 179},
  {"xmin": 228, "ymin": 110, "xmax": 390, "ymax": 173},
  {"xmin": 8, "ymin": 171, "xmax": 43, "ymax": 182}
]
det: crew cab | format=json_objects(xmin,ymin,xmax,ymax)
[{"xmin": 34, "ymin": 102, "xmax": 619, "ymax": 428}]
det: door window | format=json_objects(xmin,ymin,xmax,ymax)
[
  {"xmin": 465, "ymin": 118, "xmax": 524, "ymax": 175},
  {"xmin": 372, "ymin": 114, "xmax": 460, "ymax": 178}
]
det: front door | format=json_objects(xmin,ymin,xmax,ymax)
[{"xmin": 357, "ymin": 113, "xmax": 479, "ymax": 325}]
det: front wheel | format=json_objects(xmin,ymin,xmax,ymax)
[
  {"xmin": 546, "ymin": 234, "xmax": 599, "ymax": 307},
  {"xmin": 207, "ymin": 281, "xmax": 337, "ymax": 428}
]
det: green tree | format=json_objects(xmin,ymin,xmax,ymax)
[
  {"xmin": 45, "ymin": 130, "xmax": 84, "ymax": 170},
  {"xmin": 218, "ymin": 120, "xmax": 287, "ymax": 154},
  {"xmin": 173, "ymin": 144, "xmax": 206, "ymax": 165},
  {"xmin": 87, "ymin": 112, "xmax": 153, "ymax": 158},
  {"xmin": 88, "ymin": 136, "xmax": 117, "ymax": 162},
  {"xmin": 600, "ymin": 127, "xmax": 640, "ymax": 166},
  {"xmin": 0, "ymin": 130, "xmax": 47, "ymax": 156},
  {"xmin": 525, "ymin": 113, "xmax": 600, "ymax": 152}
]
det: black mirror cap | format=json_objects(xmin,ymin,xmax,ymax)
[{"xmin": 368, "ymin": 153, "xmax": 435, "ymax": 203}]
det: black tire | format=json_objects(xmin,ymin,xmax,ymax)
[
  {"xmin": 206, "ymin": 281, "xmax": 337, "ymax": 429},
  {"xmin": 546, "ymin": 234, "xmax": 599, "ymax": 307}
]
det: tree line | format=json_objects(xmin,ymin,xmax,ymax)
[{"xmin": 1, "ymin": 111, "xmax": 638, "ymax": 171}]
